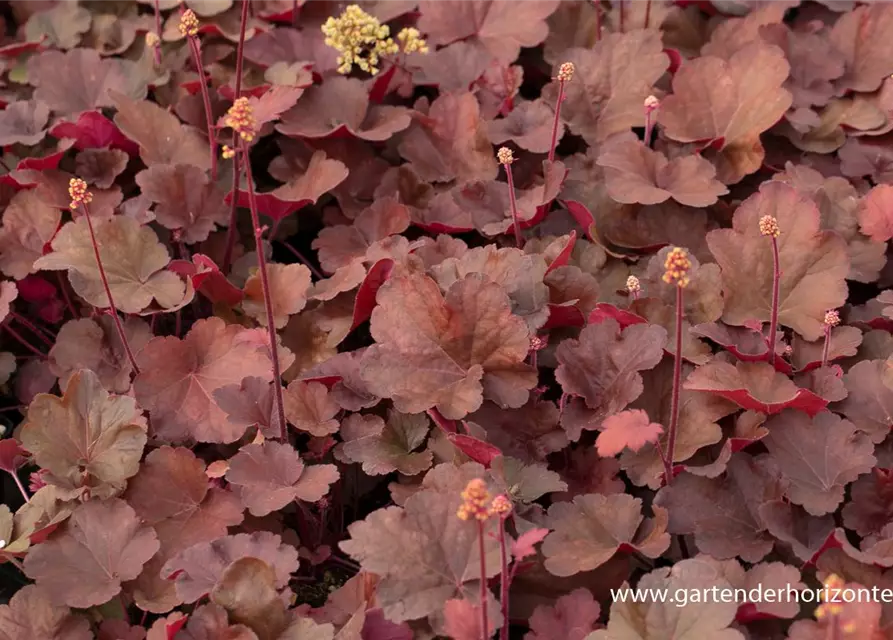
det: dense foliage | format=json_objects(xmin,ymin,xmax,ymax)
[{"xmin": 2, "ymin": 0, "xmax": 893, "ymax": 638}]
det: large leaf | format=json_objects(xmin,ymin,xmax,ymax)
[{"xmin": 706, "ymin": 181, "xmax": 849, "ymax": 341}]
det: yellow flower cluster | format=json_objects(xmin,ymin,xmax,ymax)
[
  {"xmin": 397, "ymin": 27, "xmax": 428, "ymax": 54},
  {"xmin": 456, "ymin": 479, "xmax": 513, "ymax": 521},
  {"xmin": 222, "ymin": 145, "xmax": 235, "ymax": 159},
  {"xmin": 662, "ymin": 247, "xmax": 691, "ymax": 288},
  {"xmin": 68, "ymin": 178, "xmax": 93, "ymax": 210},
  {"xmin": 145, "ymin": 31, "xmax": 160, "ymax": 48},
  {"xmin": 759, "ymin": 214, "xmax": 780, "ymax": 238},
  {"xmin": 824, "ymin": 309, "xmax": 840, "ymax": 327},
  {"xmin": 814, "ymin": 574, "xmax": 856, "ymax": 634},
  {"xmin": 497, "ymin": 147, "xmax": 514, "ymax": 165},
  {"xmin": 626, "ymin": 275, "xmax": 641, "ymax": 295},
  {"xmin": 321, "ymin": 4, "xmax": 399, "ymax": 75},
  {"xmin": 179, "ymin": 9, "xmax": 199, "ymax": 38},
  {"xmin": 557, "ymin": 61, "xmax": 575, "ymax": 82},
  {"xmin": 224, "ymin": 97, "xmax": 257, "ymax": 143}
]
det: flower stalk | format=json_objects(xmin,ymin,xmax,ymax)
[
  {"xmin": 644, "ymin": 95, "xmax": 659, "ymax": 147},
  {"xmin": 822, "ymin": 309, "xmax": 840, "ymax": 368},
  {"xmin": 660, "ymin": 247, "xmax": 690, "ymax": 486},
  {"xmin": 180, "ymin": 9, "xmax": 217, "ymax": 182},
  {"xmin": 490, "ymin": 495, "xmax": 512, "ymax": 640},
  {"xmin": 548, "ymin": 63, "xmax": 574, "ymax": 162},
  {"xmin": 497, "ymin": 147, "xmax": 523, "ymax": 248},
  {"xmin": 222, "ymin": 0, "xmax": 250, "ymax": 274},
  {"xmin": 227, "ymin": 96, "xmax": 288, "ymax": 440},
  {"xmin": 69, "ymin": 179, "xmax": 140, "ymax": 375},
  {"xmin": 151, "ymin": 0, "xmax": 162, "ymax": 66},
  {"xmin": 760, "ymin": 215, "xmax": 781, "ymax": 366},
  {"xmin": 458, "ymin": 479, "xmax": 497, "ymax": 640}
]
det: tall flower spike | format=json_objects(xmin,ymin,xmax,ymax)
[
  {"xmin": 179, "ymin": 9, "xmax": 199, "ymax": 38},
  {"xmin": 457, "ymin": 478, "xmax": 491, "ymax": 521},
  {"xmin": 762, "ymin": 214, "xmax": 782, "ymax": 365},
  {"xmin": 225, "ymin": 97, "xmax": 257, "ymax": 143},
  {"xmin": 549, "ymin": 62, "xmax": 574, "ymax": 162},
  {"xmin": 497, "ymin": 147, "xmax": 523, "ymax": 247},
  {"xmin": 321, "ymin": 4, "xmax": 398, "ymax": 75},
  {"xmin": 662, "ymin": 247, "xmax": 691, "ymax": 288},
  {"xmin": 68, "ymin": 178, "xmax": 93, "ymax": 210}
]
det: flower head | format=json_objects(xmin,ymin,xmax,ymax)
[
  {"xmin": 488, "ymin": 494, "xmax": 513, "ymax": 518},
  {"xmin": 68, "ymin": 178, "xmax": 93, "ymax": 210},
  {"xmin": 824, "ymin": 309, "xmax": 841, "ymax": 328},
  {"xmin": 397, "ymin": 27, "xmax": 428, "ymax": 54},
  {"xmin": 662, "ymin": 247, "xmax": 691, "ymax": 288},
  {"xmin": 321, "ymin": 4, "xmax": 398, "ymax": 75},
  {"xmin": 626, "ymin": 275, "xmax": 641, "ymax": 295},
  {"xmin": 179, "ymin": 9, "xmax": 199, "ymax": 38},
  {"xmin": 557, "ymin": 61, "xmax": 575, "ymax": 82},
  {"xmin": 530, "ymin": 335, "xmax": 547, "ymax": 351},
  {"xmin": 644, "ymin": 95, "xmax": 660, "ymax": 111},
  {"xmin": 497, "ymin": 147, "xmax": 514, "ymax": 165},
  {"xmin": 222, "ymin": 144, "xmax": 235, "ymax": 159},
  {"xmin": 457, "ymin": 478, "xmax": 491, "ymax": 521},
  {"xmin": 815, "ymin": 574, "xmax": 846, "ymax": 620},
  {"xmin": 759, "ymin": 215, "xmax": 780, "ymax": 238},
  {"xmin": 145, "ymin": 31, "xmax": 161, "ymax": 48},
  {"xmin": 224, "ymin": 97, "xmax": 258, "ymax": 143}
]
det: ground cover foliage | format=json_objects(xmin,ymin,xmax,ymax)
[{"xmin": 2, "ymin": 0, "xmax": 893, "ymax": 638}]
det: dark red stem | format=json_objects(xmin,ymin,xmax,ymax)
[
  {"xmin": 498, "ymin": 518, "xmax": 509, "ymax": 640},
  {"xmin": 594, "ymin": 1, "xmax": 601, "ymax": 41},
  {"xmin": 503, "ymin": 163, "xmax": 523, "ymax": 248},
  {"xmin": 187, "ymin": 36, "xmax": 217, "ymax": 182},
  {"xmin": 10, "ymin": 313, "xmax": 54, "ymax": 347},
  {"xmin": 663, "ymin": 285, "xmax": 683, "ymax": 486},
  {"xmin": 644, "ymin": 0, "xmax": 652, "ymax": 28},
  {"xmin": 821, "ymin": 326, "xmax": 832, "ymax": 368},
  {"xmin": 56, "ymin": 272, "xmax": 77, "ymax": 318},
  {"xmin": 619, "ymin": 0, "xmax": 625, "ymax": 32},
  {"xmin": 241, "ymin": 147, "xmax": 288, "ymax": 441},
  {"xmin": 767, "ymin": 237, "xmax": 780, "ymax": 366},
  {"xmin": 277, "ymin": 240, "xmax": 324, "ymax": 280},
  {"xmin": 478, "ymin": 521, "xmax": 489, "ymax": 640},
  {"xmin": 222, "ymin": 0, "xmax": 250, "ymax": 274},
  {"xmin": 644, "ymin": 111, "xmax": 654, "ymax": 148},
  {"xmin": 548, "ymin": 80, "xmax": 566, "ymax": 163},
  {"xmin": 79, "ymin": 202, "xmax": 141, "ymax": 375},
  {"xmin": 2, "ymin": 322, "xmax": 45, "ymax": 358},
  {"xmin": 153, "ymin": 0, "xmax": 162, "ymax": 66}
]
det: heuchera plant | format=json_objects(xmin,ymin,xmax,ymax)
[{"xmin": 4, "ymin": 0, "xmax": 893, "ymax": 638}]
